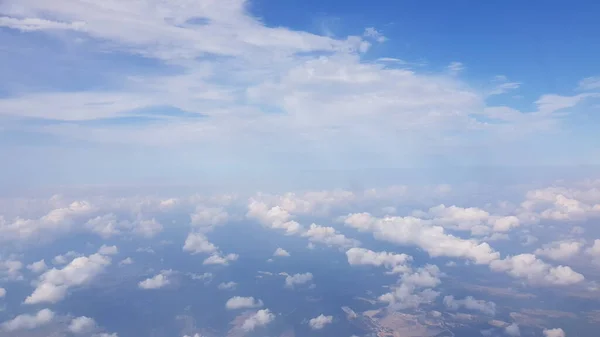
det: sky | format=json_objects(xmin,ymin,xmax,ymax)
[{"xmin": 1, "ymin": 0, "xmax": 600, "ymax": 189}]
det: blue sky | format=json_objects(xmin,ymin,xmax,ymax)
[{"xmin": 1, "ymin": 0, "xmax": 599, "ymax": 188}]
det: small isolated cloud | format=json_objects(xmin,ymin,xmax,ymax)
[
  {"xmin": 138, "ymin": 270, "xmax": 172, "ymax": 289},
  {"xmin": 241, "ymin": 309, "xmax": 275, "ymax": 331},
  {"xmin": 447, "ymin": 62, "xmax": 464, "ymax": 74},
  {"xmin": 0, "ymin": 259, "xmax": 23, "ymax": 280},
  {"xmin": 68, "ymin": 316, "xmax": 97, "ymax": 334},
  {"xmin": 302, "ymin": 224, "xmax": 359, "ymax": 249},
  {"xmin": 504, "ymin": 323, "xmax": 520, "ymax": 336},
  {"xmin": 363, "ymin": 27, "xmax": 386, "ymax": 43},
  {"xmin": 273, "ymin": 248, "xmax": 290, "ymax": 257},
  {"xmin": 543, "ymin": 328, "xmax": 566, "ymax": 337},
  {"xmin": 0, "ymin": 287, "xmax": 5, "ymax": 298},
  {"xmin": 203, "ymin": 253, "xmax": 239, "ymax": 265},
  {"xmin": 218, "ymin": 281, "xmax": 237, "ymax": 290},
  {"xmin": 443, "ymin": 295, "xmax": 496, "ymax": 316},
  {"xmin": 308, "ymin": 314, "xmax": 333, "ymax": 330},
  {"xmin": 27, "ymin": 259, "xmax": 48, "ymax": 273},
  {"xmin": 225, "ymin": 296, "xmax": 263, "ymax": 310},
  {"xmin": 1, "ymin": 309, "xmax": 54, "ymax": 331},
  {"xmin": 189, "ymin": 272, "xmax": 212, "ymax": 282},
  {"xmin": 285, "ymin": 272, "xmax": 313, "ymax": 288},
  {"xmin": 132, "ymin": 218, "xmax": 163, "ymax": 238},
  {"xmin": 346, "ymin": 247, "xmax": 412, "ymax": 273},
  {"xmin": 183, "ymin": 232, "xmax": 218, "ymax": 254},
  {"xmin": 119, "ymin": 257, "xmax": 133, "ymax": 265},
  {"xmin": 98, "ymin": 245, "xmax": 118, "ymax": 255}
]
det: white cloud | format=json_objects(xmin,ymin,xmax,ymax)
[
  {"xmin": 98, "ymin": 245, "xmax": 119, "ymax": 255},
  {"xmin": 68, "ymin": 316, "xmax": 97, "ymax": 334},
  {"xmin": 183, "ymin": 232, "xmax": 218, "ymax": 254},
  {"xmin": 1, "ymin": 259, "xmax": 23, "ymax": 280},
  {"xmin": 0, "ymin": 287, "xmax": 5, "ymax": 298},
  {"xmin": 302, "ymin": 223, "xmax": 359, "ymax": 248},
  {"xmin": 489, "ymin": 254, "xmax": 584, "ymax": 286},
  {"xmin": 190, "ymin": 207, "xmax": 229, "ymax": 230},
  {"xmin": 139, "ymin": 270, "xmax": 172, "ymax": 289},
  {"xmin": 27, "ymin": 259, "xmax": 48, "ymax": 273},
  {"xmin": 504, "ymin": 323, "xmax": 520, "ymax": 336},
  {"xmin": 189, "ymin": 272, "xmax": 212, "ymax": 282},
  {"xmin": 203, "ymin": 253, "xmax": 238, "ymax": 265},
  {"xmin": 247, "ymin": 201, "xmax": 303, "ymax": 235},
  {"xmin": 535, "ymin": 241, "xmax": 583, "ymax": 261},
  {"xmin": 443, "ymin": 295, "xmax": 496, "ymax": 316},
  {"xmin": 273, "ymin": 248, "xmax": 290, "ymax": 257},
  {"xmin": 543, "ymin": 328, "xmax": 566, "ymax": 337},
  {"xmin": 346, "ymin": 247, "xmax": 412, "ymax": 273},
  {"xmin": 578, "ymin": 76, "xmax": 600, "ymax": 91},
  {"xmin": 119, "ymin": 257, "xmax": 134, "ymax": 265},
  {"xmin": 284, "ymin": 272, "xmax": 313, "ymax": 288},
  {"xmin": 1, "ymin": 309, "xmax": 54, "ymax": 331},
  {"xmin": 225, "ymin": 296, "xmax": 263, "ymax": 310},
  {"xmin": 218, "ymin": 281, "xmax": 237, "ymax": 290},
  {"xmin": 132, "ymin": 218, "xmax": 163, "ymax": 238},
  {"xmin": 25, "ymin": 252, "xmax": 111, "ymax": 304},
  {"xmin": 53, "ymin": 251, "xmax": 81, "ymax": 265},
  {"xmin": 344, "ymin": 213, "xmax": 500, "ymax": 264},
  {"xmin": 378, "ymin": 264, "xmax": 441, "ymax": 310},
  {"xmin": 308, "ymin": 314, "xmax": 333, "ymax": 330},
  {"xmin": 586, "ymin": 239, "xmax": 600, "ymax": 260},
  {"xmin": 241, "ymin": 309, "xmax": 275, "ymax": 331}
]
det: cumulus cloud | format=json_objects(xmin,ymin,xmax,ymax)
[
  {"xmin": 302, "ymin": 223, "xmax": 359, "ymax": 248},
  {"xmin": 1, "ymin": 309, "xmax": 54, "ymax": 331},
  {"xmin": 68, "ymin": 316, "xmax": 97, "ymax": 334},
  {"xmin": 0, "ymin": 287, "xmax": 5, "ymax": 298},
  {"xmin": 284, "ymin": 272, "xmax": 313, "ymax": 288},
  {"xmin": 443, "ymin": 295, "xmax": 496, "ymax": 316},
  {"xmin": 308, "ymin": 314, "xmax": 333, "ymax": 330},
  {"xmin": 535, "ymin": 241, "xmax": 583, "ymax": 261},
  {"xmin": 346, "ymin": 247, "xmax": 412, "ymax": 273},
  {"xmin": 203, "ymin": 253, "xmax": 238, "ymax": 265},
  {"xmin": 98, "ymin": 245, "xmax": 119, "ymax": 255},
  {"xmin": 190, "ymin": 207, "xmax": 229, "ymax": 230},
  {"xmin": 247, "ymin": 201, "xmax": 303, "ymax": 235},
  {"xmin": 53, "ymin": 251, "xmax": 81, "ymax": 265},
  {"xmin": 344, "ymin": 213, "xmax": 500, "ymax": 264},
  {"xmin": 225, "ymin": 296, "xmax": 263, "ymax": 310},
  {"xmin": 183, "ymin": 232, "xmax": 218, "ymax": 254},
  {"xmin": 543, "ymin": 328, "xmax": 566, "ymax": 337},
  {"xmin": 218, "ymin": 281, "xmax": 237, "ymax": 290},
  {"xmin": 119, "ymin": 257, "xmax": 134, "ymax": 265},
  {"xmin": 132, "ymin": 218, "xmax": 163, "ymax": 238},
  {"xmin": 504, "ymin": 323, "xmax": 521, "ymax": 336},
  {"xmin": 241, "ymin": 309, "xmax": 275, "ymax": 331},
  {"xmin": 25, "ymin": 252, "xmax": 111, "ymax": 304},
  {"xmin": 27, "ymin": 259, "xmax": 48, "ymax": 273},
  {"xmin": 489, "ymin": 254, "xmax": 584, "ymax": 286},
  {"xmin": 1, "ymin": 258, "xmax": 23, "ymax": 280},
  {"xmin": 378, "ymin": 265, "xmax": 441, "ymax": 309},
  {"xmin": 273, "ymin": 248, "xmax": 290, "ymax": 257},
  {"xmin": 138, "ymin": 270, "xmax": 172, "ymax": 289}
]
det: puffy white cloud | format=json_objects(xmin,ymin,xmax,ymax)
[
  {"xmin": 489, "ymin": 254, "xmax": 584, "ymax": 286},
  {"xmin": 25, "ymin": 253, "xmax": 111, "ymax": 304},
  {"xmin": 504, "ymin": 323, "xmax": 520, "ymax": 336},
  {"xmin": 346, "ymin": 247, "xmax": 412, "ymax": 273},
  {"xmin": 139, "ymin": 270, "xmax": 172, "ymax": 289},
  {"xmin": 68, "ymin": 316, "xmax": 97, "ymax": 334},
  {"xmin": 98, "ymin": 245, "xmax": 119, "ymax": 255},
  {"xmin": 84, "ymin": 214, "xmax": 127, "ymax": 238},
  {"xmin": 308, "ymin": 314, "xmax": 333, "ymax": 330},
  {"xmin": 302, "ymin": 223, "xmax": 359, "ymax": 248},
  {"xmin": 203, "ymin": 253, "xmax": 238, "ymax": 265},
  {"xmin": 27, "ymin": 259, "xmax": 48, "ymax": 273},
  {"xmin": 543, "ymin": 328, "xmax": 566, "ymax": 337},
  {"xmin": 443, "ymin": 295, "xmax": 496, "ymax": 316},
  {"xmin": 53, "ymin": 251, "xmax": 81, "ymax": 265},
  {"xmin": 247, "ymin": 201, "xmax": 303, "ymax": 235},
  {"xmin": 189, "ymin": 272, "xmax": 212, "ymax": 282},
  {"xmin": 1, "ymin": 309, "xmax": 54, "ymax": 331},
  {"xmin": 378, "ymin": 265, "xmax": 441, "ymax": 309},
  {"xmin": 586, "ymin": 239, "xmax": 600, "ymax": 260},
  {"xmin": 273, "ymin": 248, "xmax": 290, "ymax": 257},
  {"xmin": 241, "ymin": 309, "xmax": 275, "ymax": 331},
  {"xmin": 183, "ymin": 232, "xmax": 218, "ymax": 254},
  {"xmin": 344, "ymin": 213, "xmax": 500, "ymax": 264},
  {"xmin": 119, "ymin": 257, "xmax": 134, "ymax": 265},
  {"xmin": 225, "ymin": 296, "xmax": 263, "ymax": 310},
  {"xmin": 218, "ymin": 281, "xmax": 237, "ymax": 290},
  {"xmin": 535, "ymin": 241, "xmax": 583, "ymax": 261},
  {"xmin": 284, "ymin": 272, "xmax": 313, "ymax": 288},
  {"xmin": 0, "ymin": 287, "xmax": 5, "ymax": 298}
]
